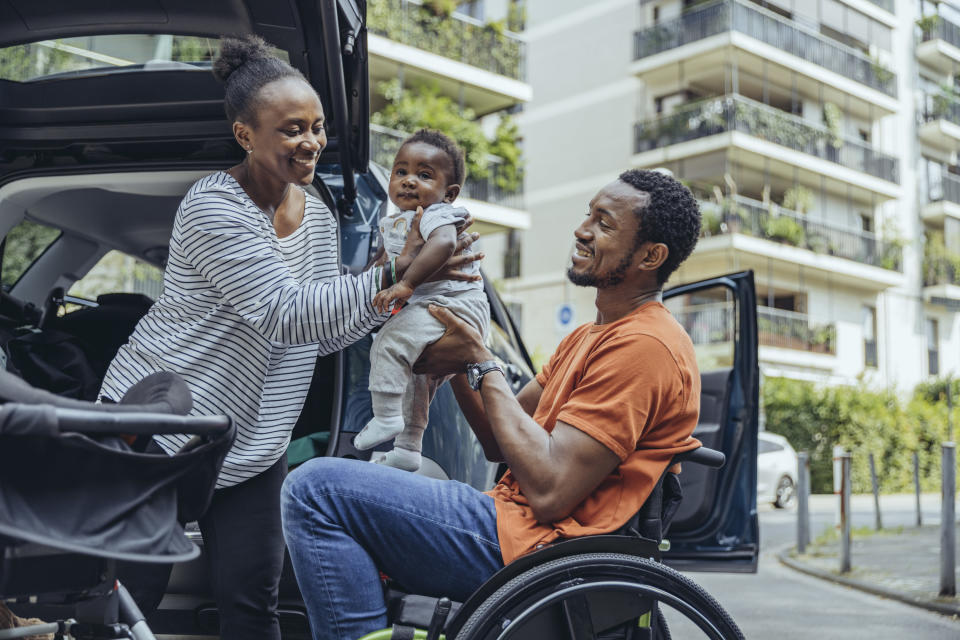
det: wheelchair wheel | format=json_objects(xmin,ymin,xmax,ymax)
[{"xmin": 453, "ymin": 553, "xmax": 742, "ymax": 640}]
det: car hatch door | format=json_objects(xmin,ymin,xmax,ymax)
[{"xmin": 661, "ymin": 270, "xmax": 759, "ymax": 573}]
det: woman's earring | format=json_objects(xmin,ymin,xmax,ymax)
[{"xmin": 246, "ymin": 147, "xmax": 253, "ymax": 154}]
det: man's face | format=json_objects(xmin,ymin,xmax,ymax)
[{"xmin": 567, "ymin": 181, "xmax": 648, "ymax": 288}]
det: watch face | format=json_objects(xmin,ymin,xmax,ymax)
[{"xmin": 467, "ymin": 365, "xmax": 479, "ymax": 390}]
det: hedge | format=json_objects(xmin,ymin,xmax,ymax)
[{"xmin": 763, "ymin": 377, "xmax": 958, "ymax": 494}]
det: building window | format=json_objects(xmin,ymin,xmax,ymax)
[
  {"xmin": 863, "ymin": 305, "xmax": 878, "ymax": 369},
  {"xmin": 455, "ymin": 1, "xmax": 483, "ymax": 20},
  {"xmin": 927, "ymin": 318, "xmax": 940, "ymax": 376},
  {"xmin": 504, "ymin": 230, "xmax": 521, "ymax": 279}
]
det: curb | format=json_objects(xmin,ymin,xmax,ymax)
[{"xmin": 777, "ymin": 549, "xmax": 960, "ymax": 618}]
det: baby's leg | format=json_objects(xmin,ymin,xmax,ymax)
[
  {"xmin": 371, "ymin": 373, "xmax": 445, "ymax": 471},
  {"xmin": 353, "ymin": 319, "xmax": 413, "ymax": 450}
]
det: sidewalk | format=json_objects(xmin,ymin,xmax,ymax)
[{"xmin": 779, "ymin": 523, "xmax": 960, "ymax": 617}]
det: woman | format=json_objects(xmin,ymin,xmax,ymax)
[{"xmin": 99, "ymin": 35, "xmax": 479, "ymax": 640}]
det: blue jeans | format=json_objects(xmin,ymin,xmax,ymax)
[{"xmin": 280, "ymin": 457, "xmax": 504, "ymax": 640}]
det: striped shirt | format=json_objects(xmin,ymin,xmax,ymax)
[{"xmin": 100, "ymin": 171, "xmax": 388, "ymax": 487}]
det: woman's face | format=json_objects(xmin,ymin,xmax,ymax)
[{"xmin": 238, "ymin": 77, "xmax": 327, "ymax": 186}]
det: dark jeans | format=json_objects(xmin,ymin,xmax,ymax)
[
  {"xmin": 199, "ymin": 453, "xmax": 288, "ymax": 640},
  {"xmin": 281, "ymin": 457, "xmax": 503, "ymax": 640}
]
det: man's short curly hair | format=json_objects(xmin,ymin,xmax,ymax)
[
  {"xmin": 400, "ymin": 129, "xmax": 466, "ymax": 187},
  {"xmin": 618, "ymin": 169, "xmax": 701, "ymax": 286}
]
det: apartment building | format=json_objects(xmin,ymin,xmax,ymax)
[
  {"xmin": 511, "ymin": 0, "xmax": 960, "ymax": 389},
  {"xmin": 366, "ymin": 0, "xmax": 532, "ymax": 281}
]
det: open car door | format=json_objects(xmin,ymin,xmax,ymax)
[{"xmin": 661, "ymin": 270, "xmax": 759, "ymax": 573}]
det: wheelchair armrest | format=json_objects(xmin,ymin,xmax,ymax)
[{"xmin": 672, "ymin": 446, "xmax": 725, "ymax": 469}]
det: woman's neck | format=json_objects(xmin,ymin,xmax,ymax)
[{"xmin": 234, "ymin": 160, "xmax": 291, "ymax": 218}]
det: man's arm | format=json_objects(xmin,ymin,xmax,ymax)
[
  {"xmin": 476, "ymin": 372, "xmax": 620, "ymax": 523},
  {"xmin": 416, "ymin": 306, "xmax": 619, "ymax": 524},
  {"xmin": 449, "ymin": 375, "xmax": 543, "ymax": 462}
]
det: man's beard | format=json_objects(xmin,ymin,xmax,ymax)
[{"xmin": 566, "ymin": 251, "xmax": 634, "ymax": 288}]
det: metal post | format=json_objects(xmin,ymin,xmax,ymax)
[
  {"xmin": 915, "ymin": 451, "xmax": 923, "ymax": 527},
  {"xmin": 797, "ymin": 452, "xmax": 810, "ymax": 553},
  {"xmin": 869, "ymin": 453, "xmax": 882, "ymax": 531},
  {"xmin": 941, "ymin": 442, "xmax": 956, "ymax": 597},
  {"xmin": 840, "ymin": 452, "xmax": 852, "ymax": 573}
]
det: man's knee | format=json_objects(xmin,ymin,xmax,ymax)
[{"xmin": 281, "ymin": 457, "xmax": 349, "ymax": 520}]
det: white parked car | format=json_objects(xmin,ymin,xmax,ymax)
[{"xmin": 757, "ymin": 431, "xmax": 798, "ymax": 508}]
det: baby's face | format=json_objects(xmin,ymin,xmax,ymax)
[{"xmin": 389, "ymin": 141, "xmax": 455, "ymax": 212}]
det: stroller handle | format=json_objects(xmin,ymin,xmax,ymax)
[{"xmin": 1, "ymin": 403, "xmax": 231, "ymax": 437}]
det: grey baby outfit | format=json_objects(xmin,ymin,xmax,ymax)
[{"xmin": 368, "ymin": 202, "xmax": 490, "ymax": 461}]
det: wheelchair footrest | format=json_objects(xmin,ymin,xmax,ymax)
[{"xmin": 386, "ymin": 591, "xmax": 461, "ymax": 633}]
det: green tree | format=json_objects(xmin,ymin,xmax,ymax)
[{"xmin": 1, "ymin": 221, "xmax": 60, "ymax": 288}]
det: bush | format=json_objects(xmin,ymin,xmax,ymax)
[{"xmin": 763, "ymin": 377, "xmax": 957, "ymax": 494}]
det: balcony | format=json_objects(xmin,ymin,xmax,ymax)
[
  {"xmin": 702, "ymin": 196, "xmax": 900, "ymax": 270},
  {"xmin": 672, "ymin": 302, "xmax": 835, "ymax": 355},
  {"xmin": 370, "ymin": 124, "xmax": 528, "ymax": 234},
  {"xmin": 632, "ymin": 0, "xmax": 898, "ymax": 116},
  {"xmin": 917, "ymin": 16, "xmax": 960, "ymax": 75},
  {"xmin": 367, "ymin": 0, "xmax": 531, "ymax": 116},
  {"xmin": 633, "ymin": 95, "xmax": 900, "ymax": 199},
  {"xmin": 918, "ymin": 91, "xmax": 960, "ymax": 150},
  {"xmin": 922, "ymin": 171, "xmax": 960, "ymax": 226},
  {"xmin": 922, "ymin": 238, "xmax": 960, "ymax": 310}
]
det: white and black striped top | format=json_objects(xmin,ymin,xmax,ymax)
[{"xmin": 100, "ymin": 171, "xmax": 388, "ymax": 488}]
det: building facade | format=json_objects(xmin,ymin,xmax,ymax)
[{"xmin": 511, "ymin": 0, "xmax": 960, "ymax": 389}]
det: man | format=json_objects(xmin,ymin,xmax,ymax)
[{"xmin": 280, "ymin": 169, "xmax": 703, "ymax": 640}]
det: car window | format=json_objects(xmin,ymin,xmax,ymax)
[
  {"xmin": 664, "ymin": 284, "xmax": 736, "ymax": 373},
  {"xmin": 1, "ymin": 219, "xmax": 61, "ymax": 289},
  {"xmin": 0, "ymin": 35, "xmax": 287, "ymax": 83},
  {"xmin": 757, "ymin": 439, "xmax": 782, "ymax": 454},
  {"xmin": 68, "ymin": 251, "xmax": 164, "ymax": 302}
]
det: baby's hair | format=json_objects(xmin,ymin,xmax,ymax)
[
  {"xmin": 212, "ymin": 34, "xmax": 308, "ymax": 124},
  {"xmin": 399, "ymin": 129, "xmax": 466, "ymax": 186}
]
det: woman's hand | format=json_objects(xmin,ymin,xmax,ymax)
[
  {"xmin": 413, "ymin": 305, "xmax": 491, "ymax": 376},
  {"xmin": 373, "ymin": 281, "xmax": 414, "ymax": 313}
]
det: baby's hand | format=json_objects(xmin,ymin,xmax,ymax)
[{"xmin": 374, "ymin": 281, "xmax": 415, "ymax": 313}]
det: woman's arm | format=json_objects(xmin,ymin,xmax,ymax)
[{"xmin": 178, "ymin": 192, "xmax": 388, "ymax": 351}]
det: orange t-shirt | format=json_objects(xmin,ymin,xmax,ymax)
[{"xmin": 486, "ymin": 302, "xmax": 701, "ymax": 564}]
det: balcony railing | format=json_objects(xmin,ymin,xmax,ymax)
[
  {"xmin": 700, "ymin": 196, "xmax": 903, "ymax": 271},
  {"xmin": 758, "ymin": 307, "xmax": 836, "ymax": 354},
  {"xmin": 634, "ymin": 0, "xmax": 897, "ymax": 97},
  {"xmin": 672, "ymin": 302, "xmax": 836, "ymax": 354},
  {"xmin": 923, "ymin": 253, "xmax": 960, "ymax": 287},
  {"xmin": 368, "ymin": 0, "xmax": 525, "ymax": 80},
  {"xmin": 921, "ymin": 15, "xmax": 960, "ymax": 49},
  {"xmin": 635, "ymin": 95, "xmax": 900, "ymax": 183},
  {"xmin": 920, "ymin": 91, "xmax": 960, "ymax": 127},
  {"xmin": 370, "ymin": 124, "xmax": 524, "ymax": 210},
  {"xmin": 927, "ymin": 170, "xmax": 960, "ymax": 206}
]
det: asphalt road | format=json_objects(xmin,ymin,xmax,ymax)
[{"xmin": 663, "ymin": 494, "xmax": 960, "ymax": 639}]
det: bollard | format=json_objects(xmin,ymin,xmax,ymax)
[
  {"xmin": 941, "ymin": 442, "xmax": 956, "ymax": 597},
  {"xmin": 869, "ymin": 453, "xmax": 882, "ymax": 531},
  {"xmin": 914, "ymin": 451, "xmax": 922, "ymax": 527},
  {"xmin": 840, "ymin": 452, "xmax": 852, "ymax": 574},
  {"xmin": 797, "ymin": 452, "xmax": 810, "ymax": 553}
]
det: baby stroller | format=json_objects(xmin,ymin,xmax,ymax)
[{"xmin": 0, "ymin": 369, "xmax": 235, "ymax": 640}]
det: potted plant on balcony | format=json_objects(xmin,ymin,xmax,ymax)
[
  {"xmin": 879, "ymin": 217, "xmax": 905, "ymax": 271},
  {"xmin": 811, "ymin": 324, "xmax": 836, "ymax": 355},
  {"xmin": 917, "ymin": 14, "xmax": 943, "ymax": 41},
  {"xmin": 823, "ymin": 102, "xmax": 843, "ymax": 161}
]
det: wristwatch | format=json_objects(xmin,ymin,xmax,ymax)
[{"xmin": 467, "ymin": 360, "xmax": 503, "ymax": 391}]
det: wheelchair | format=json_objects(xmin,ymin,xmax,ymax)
[
  {"xmin": 363, "ymin": 446, "xmax": 744, "ymax": 640},
  {"xmin": 0, "ymin": 370, "xmax": 235, "ymax": 640}
]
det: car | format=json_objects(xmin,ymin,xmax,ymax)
[
  {"xmin": 757, "ymin": 431, "xmax": 799, "ymax": 508},
  {"xmin": 0, "ymin": 1, "xmax": 760, "ymax": 636}
]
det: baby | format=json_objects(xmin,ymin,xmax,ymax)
[{"xmin": 353, "ymin": 129, "xmax": 490, "ymax": 471}]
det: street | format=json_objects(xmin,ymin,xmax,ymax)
[{"xmin": 664, "ymin": 494, "xmax": 960, "ymax": 638}]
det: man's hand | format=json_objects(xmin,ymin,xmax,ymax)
[
  {"xmin": 373, "ymin": 281, "xmax": 414, "ymax": 313},
  {"xmin": 414, "ymin": 304, "xmax": 489, "ymax": 376}
]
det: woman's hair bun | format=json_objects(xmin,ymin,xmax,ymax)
[{"xmin": 212, "ymin": 34, "xmax": 274, "ymax": 84}]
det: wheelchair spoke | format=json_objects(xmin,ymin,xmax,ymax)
[{"xmin": 560, "ymin": 593, "xmax": 596, "ymax": 640}]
